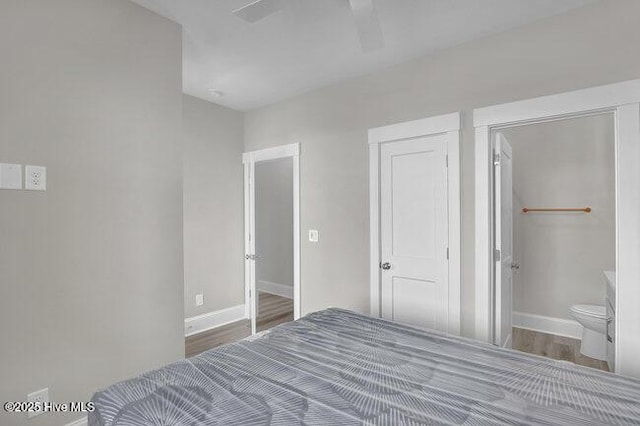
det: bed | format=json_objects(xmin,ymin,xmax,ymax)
[{"xmin": 89, "ymin": 308, "xmax": 640, "ymax": 425}]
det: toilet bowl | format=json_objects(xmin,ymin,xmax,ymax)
[{"xmin": 570, "ymin": 304, "xmax": 608, "ymax": 361}]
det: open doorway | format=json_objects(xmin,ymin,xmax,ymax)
[
  {"xmin": 474, "ymin": 80, "xmax": 640, "ymax": 377},
  {"xmin": 492, "ymin": 114, "xmax": 615, "ymax": 372},
  {"xmin": 243, "ymin": 144, "xmax": 300, "ymax": 335},
  {"xmin": 254, "ymin": 157, "xmax": 294, "ymax": 331}
]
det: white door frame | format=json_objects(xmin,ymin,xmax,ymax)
[
  {"xmin": 369, "ymin": 112, "xmax": 461, "ymax": 335},
  {"xmin": 473, "ymin": 79, "xmax": 640, "ymax": 377},
  {"xmin": 242, "ymin": 143, "xmax": 301, "ymax": 335}
]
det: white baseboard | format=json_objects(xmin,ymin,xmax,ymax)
[
  {"xmin": 66, "ymin": 417, "xmax": 88, "ymax": 426},
  {"xmin": 513, "ymin": 311, "xmax": 583, "ymax": 340},
  {"xmin": 185, "ymin": 304, "xmax": 247, "ymax": 337},
  {"xmin": 258, "ymin": 280, "xmax": 293, "ymax": 299}
]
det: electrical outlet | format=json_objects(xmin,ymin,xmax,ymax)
[
  {"xmin": 195, "ymin": 294, "xmax": 204, "ymax": 306},
  {"xmin": 27, "ymin": 388, "xmax": 48, "ymax": 418},
  {"xmin": 25, "ymin": 165, "xmax": 46, "ymax": 191}
]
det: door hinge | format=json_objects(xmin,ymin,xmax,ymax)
[
  {"xmin": 494, "ymin": 249, "xmax": 501, "ymax": 262},
  {"xmin": 493, "ymin": 153, "xmax": 501, "ymax": 166},
  {"xmin": 445, "ymin": 154, "xmax": 449, "ymax": 168},
  {"xmin": 446, "ymin": 247, "xmax": 449, "ymax": 260}
]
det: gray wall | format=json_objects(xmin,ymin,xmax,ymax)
[
  {"xmin": 183, "ymin": 95, "xmax": 245, "ymax": 318},
  {"xmin": 255, "ymin": 158, "xmax": 294, "ymax": 288},
  {"xmin": 244, "ymin": 0, "xmax": 640, "ymax": 337},
  {"xmin": 0, "ymin": 1, "xmax": 184, "ymax": 425},
  {"xmin": 503, "ymin": 115, "xmax": 615, "ymax": 320}
]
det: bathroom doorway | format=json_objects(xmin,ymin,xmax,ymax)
[
  {"xmin": 474, "ymin": 80, "xmax": 640, "ymax": 377},
  {"xmin": 493, "ymin": 114, "xmax": 615, "ymax": 371}
]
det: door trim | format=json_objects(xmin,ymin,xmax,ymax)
[
  {"xmin": 473, "ymin": 79, "xmax": 640, "ymax": 377},
  {"xmin": 242, "ymin": 143, "xmax": 300, "ymax": 334},
  {"xmin": 369, "ymin": 112, "xmax": 461, "ymax": 335}
]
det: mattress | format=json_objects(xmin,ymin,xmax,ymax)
[{"xmin": 89, "ymin": 308, "xmax": 640, "ymax": 425}]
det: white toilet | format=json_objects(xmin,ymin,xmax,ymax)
[{"xmin": 570, "ymin": 304, "xmax": 608, "ymax": 360}]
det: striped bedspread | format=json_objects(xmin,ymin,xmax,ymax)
[{"xmin": 90, "ymin": 308, "xmax": 640, "ymax": 425}]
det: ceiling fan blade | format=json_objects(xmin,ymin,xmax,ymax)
[
  {"xmin": 349, "ymin": 0, "xmax": 385, "ymax": 52},
  {"xmin": 233, "ymin": 0, "xmax": 287, "ymax": 23}
]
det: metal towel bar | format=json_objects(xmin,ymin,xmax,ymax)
[{"xmin": 522, "ymin": 207, "xmax": 591, "ymax": 213}]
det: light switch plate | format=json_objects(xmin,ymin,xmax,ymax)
[
  {"xmin": 195, "ymin": 294, "xmax": 204, "ymax": 306},
  {"xmin": 25, "ymin": 165, "xmax": 46, "ymax": 191},
  {"xmin": 0, "ymin": 163, "xmax": 22, "ymax": 189},
  {"xmin": 308, "ymin": 230, "xmax": 319, "ymax": 243}
]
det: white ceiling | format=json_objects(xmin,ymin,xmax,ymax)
[{"xmin": 130, "ymin": 0, "xmax": 597, "ymax": 111}]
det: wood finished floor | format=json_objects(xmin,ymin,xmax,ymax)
[
  {"xmin": 185, "ymin": 292, "xmax": 293, "ymax": 358},
  {"xmin": 256, "ymin": 292, "xmax": 294, "ymax": 331},
  {"xmin": 512, "ymin": 327, "xmax": 609, "ymax": 372}
]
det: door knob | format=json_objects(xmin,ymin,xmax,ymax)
[
  {"xmin": 380, "ymin": 262, "xmax": 391, "ymax": 270},
  {"xmin": 511, "ymin": 262, "xmax": 520, "ymax": 270}
]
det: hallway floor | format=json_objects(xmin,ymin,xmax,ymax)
[{"xmin": 185, "ymin": 292, "xmax": 293, "ymax": 358}]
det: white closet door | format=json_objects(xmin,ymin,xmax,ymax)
[
  {"xmin": 380, "ymin": 135, "xmax": 449, "ymax": 331},
  {"xmin": 494, "ymin": 133, "xmax": 513, "ymax": 348}
]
